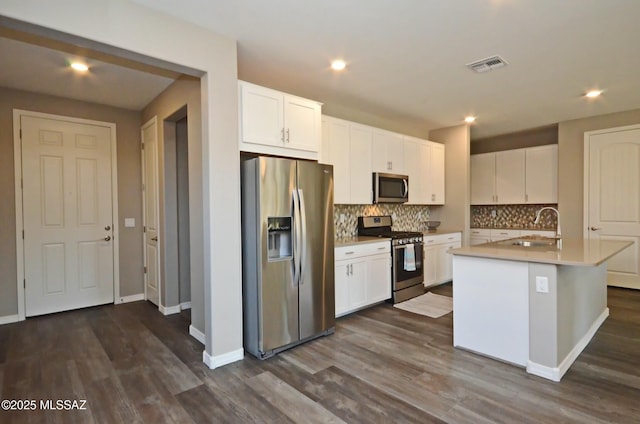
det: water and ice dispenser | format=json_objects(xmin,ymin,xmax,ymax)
[{"xmin": 267, "ymin": 217, "xmax": 292, "ymax": 261}]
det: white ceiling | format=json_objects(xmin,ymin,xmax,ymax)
[
  {"xmin": 0, "ymin": 35, "xmax": 176, "ymax": 111},
  {"xmin": 3, "ymin": 1, "xmax": 640, "ymax": 139}
]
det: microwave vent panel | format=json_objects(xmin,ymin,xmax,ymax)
[{"xmin": 467, "ymin": 55, "xmax": 508, "ymax": 73}]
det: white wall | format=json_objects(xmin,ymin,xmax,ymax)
[{"xmin": 0, "ymin": 0, "xmax": 243, "ymax": 366}]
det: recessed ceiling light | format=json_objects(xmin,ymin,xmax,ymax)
[
  {"xmin": 585, "ymin": 90, "xmax": 602, "ymax": 98},
  {"xmin": 331, "ymin": 60, "xmax": 346, "ymax": 71},
  {"xmin": 70, "ymin": 62, "xmax": 89, "ymax": 72},
  {"xmin": 465, "ymin": 116, "xmax": 476, "ymax": 123}
]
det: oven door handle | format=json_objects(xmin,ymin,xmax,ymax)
[
  {"xmin": 402, "ymin": 179, "xmax": 408, "ymax": 198},
  {"xmin": 394, "ymin": 242, "xmax": 424, "ymax": 268}
]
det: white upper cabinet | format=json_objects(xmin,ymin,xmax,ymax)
[
  {"xmin": 471, "ymin": 145, "xmax": 557, "ymax": 205},
  {"xmin": 525, "ymin": 145, "xmax": 558, "ymax": 204},
  {"xmin": 495, "ymin": 149, "xmax": 526, "ymax": 204},
  {"xmin": 322, "ymin": 116, "xmax": 372, "ymax": 204},
  {"xmin": 239, "ymin": 81, "xmax": 321, "ymax": 160},
  {"xmin": 322, "ymin": 115, "xmax": 445, "ymax": 205},
  {"xmin": 426, "ymin": 141, "xmax": 445, "ymax": 204},
  {"xmin": 372, "ymin": 129, "xmax": 404, "ymax": 174},
  {"xmin": 322, "ymin": 117, "xmax": 351, "ymax": 203},
  {"xmin": 403, "ymin": 136, "xmax": 429, "ymax": 205},
  {"xmin": 471, "ymin": 153, "xmax": 496, "ymax": 205},
  {"xmin": 349, "ymin": 124, "xmax": 374, "ymax": 205}
]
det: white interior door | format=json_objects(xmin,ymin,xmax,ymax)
[
  {"xmin": 21, "ymin": 114, "xmax": 115, "ymax": 316},
  {"xmin": 586, "ymin": 126, "xmax": 640, "ymax": 289},
  {"xmin": 142, "ymin": 118, "xmax": 161, "ymax": 306}
]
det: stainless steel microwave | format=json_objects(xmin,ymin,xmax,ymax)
[{"xmin": 373, "ymin": 172, "xmax": 409, "ymax": 203}]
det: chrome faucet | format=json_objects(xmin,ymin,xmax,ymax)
[{"xmin": 534, "ymin": 207, "xmax": 562, "ymax": 248}]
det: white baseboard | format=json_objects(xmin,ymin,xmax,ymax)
[
  {"xmin": 527, "ymin": 307, "xmax": 609, "ymax": 382},
  {"xmin": 159, "ymin": 304, "xmax": 182, "ymax": 315},
  {"xmin": 189, "ymin": 325, "xmax": 205, "ymax": 344},
  {"xmin": 0, "ymin": 314, "xmax": 21, "ymax": 325},
  {"xmin": 203, "ymin": 348, "xmax": 244, "ymax": 369},
  {"xmin": 115, "ymin": 293, "xmax": 145, "ymax": 304},
  {"xmin": 180, "ymin": 301, "xmax": 191, "ymax": 310}
]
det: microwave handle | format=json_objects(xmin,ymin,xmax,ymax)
[{"xmin": 402, "ymin": 179, "xmax": 408, "ymax": 197}]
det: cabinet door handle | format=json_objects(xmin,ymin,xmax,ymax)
[
  {"xmin": 281, "ymin": 128, "xmax": 285, "ymax": 142},
  {"xmin": 286, "ymin": 128, "xmax": 290, "ymax": 142},
  {"xmin": 377, "ymin": 246, "xmax": 386, "ymax": 250},
  {"xmin": 344, "ymin": 251, "xmax": 355, "ymax": 255}
]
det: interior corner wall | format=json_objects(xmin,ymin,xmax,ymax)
[
  {"xmin": 1, "ymin": 0, "xmax": 241, "ymax": 363},
  {"xmin": 429, "ymin": 124, "xmax": 471, "ymax": 245},
  {"xmin": 322, "ymin": 103, "xmax": 432, "ymax": 139},
  {"xmin": 0, "ymin": 86, "xmax": 143, "ymax": 317},
  {"xmin": 558, "ymin": 108, "xmax": 640, "ymax": 238},
  {"xmin": 141, "ymin": 78, "xmax": 204, "ymax": 328},
  {"xmin": 471, "ymin": 125, "xmax": 558, "ymax": 154}
]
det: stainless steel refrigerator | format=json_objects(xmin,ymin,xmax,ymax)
[{"xmin": 241, "ymin": 156, "xmax": 335, "ymax": 359}]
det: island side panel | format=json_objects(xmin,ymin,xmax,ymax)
[
  {"xmin": 452, "ymin": 255, "xmax": 530, "ymax": 366},
  {"xmin": 527, "ymin": 262, "xmax": 608, "ymax": 381},
  {"xmin": 557, "ymin": 263, "xmax": 608, "ymax": 363},
  {"xmin": 527, "ymin": 263, "xmax": 559, "ymax": 372}
]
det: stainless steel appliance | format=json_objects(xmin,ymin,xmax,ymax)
[
  {"xmin": 373, "ymin": 172, "xmax": 409, "ymax": 203},
  {"xmin": 357, "ymin": 216, "xmax": 424, "ymax": 303},
  {"xmin": 241, "ymin": 156, "xmax": 335, "ymax": 359}
]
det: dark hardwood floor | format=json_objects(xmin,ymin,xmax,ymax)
[{"xmin": 1, "ymin": 284, "xmax": 639, "ymax": 423}]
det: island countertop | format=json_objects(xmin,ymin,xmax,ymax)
[{"xmin": 451, "ymin": 237, "xmax": 632, "ymax": 267}]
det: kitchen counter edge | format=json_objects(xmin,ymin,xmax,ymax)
[
  {"xmin": 451, "ymin": 238, "xmax": 632, "ymax": 267},
  {"xmin": 335, "ymin": 236, "xmax": 391, "ymax": 247}
]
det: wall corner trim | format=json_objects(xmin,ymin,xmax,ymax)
[
  {"xmin": 526, "ymin": 307, "xmax": 609, "ymax": 382},
  {"xmin": 159, "ymin": 304, "xmax": 182, "ymax": 315},
  {"xmin": 189, "ymin": 325, "xmax": 205, "ymax": 344},
  {"xmin": 203, "ymin": 348, "xmax": 244, "ymax": 369},
  {"xmin": 0, "ymin": 314, "xmax": 21, "ymax": 325}
]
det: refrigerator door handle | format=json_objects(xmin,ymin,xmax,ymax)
[
  {"xmin": 292, "ymin": 189, "xmax": 302, "ymax": 286},
  {"xmin": 297, "ymin": 189, "xmax": 308, "ymax": 285}
]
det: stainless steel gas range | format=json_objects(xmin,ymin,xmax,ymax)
[{"xmin": 357, "ymin": 216, "xmax": 424, "ymax": 303}]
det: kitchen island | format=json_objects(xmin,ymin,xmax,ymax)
[{"xmin": 450, "ymin": 237, "xmax": 631, "ymax": 382}]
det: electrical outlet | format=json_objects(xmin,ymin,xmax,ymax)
[
  {"xmin": 536, "ymin": 276, "xmax": 549, "ymax": 293},
  {"xmin": 491, "ymin": 209, "xmax": 497, "ymax": 218}
]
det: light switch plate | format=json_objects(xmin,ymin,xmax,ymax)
[
  {"xmin": 124, "ymin": 218, "xmax": 135, "ymax": 228},
  {"xmin": 536, "ymin": 276, "xmax": 549, "ymax": 293}
]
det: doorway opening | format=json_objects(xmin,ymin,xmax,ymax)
[{"xmin": 163, "ymin": 106, "xmax": 192, "ymax": 312}]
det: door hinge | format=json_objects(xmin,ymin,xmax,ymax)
[
  {"xmin": 141, "ymin": 143, "xmax": 145, "ymax": 150},
  {"xmin": 24, "ymin": 279, "xmax": 26, "ymax": 288},
  {"xmin": 144, "ymin": 266, "xmax": 147, "ymax": 274},
  {"xmin": 22, "ymin": 230, "xmax": 24, "ymax": 239},
  {"xmin": 143, "ymin": 226, "xmax": 146, "ymax": 233},
  {"xmin": 20, "ymin": 129, "xmax": 22, "ymax": 139}
]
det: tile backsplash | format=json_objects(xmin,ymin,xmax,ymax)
[
  {"xmin": 334, "ymin": 204, "xmax": 430, "ymax": 238},
  {"xmin": 471, "ymin": 204, "xmax": 557, "ymax": 229}
]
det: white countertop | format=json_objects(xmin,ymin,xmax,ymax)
[
  {"xmin": 451, "ymin": 237, "xmax": 632, "ymax": 267},
  {"xmin": 422, "ymin": 228, "xmax": 462, "ymax": 236},
  {"xmin": 335, "ymin": 236, "xmax": 390, "ymax": 247}
]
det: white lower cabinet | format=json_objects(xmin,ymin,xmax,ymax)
[
  {"xmin": 423, "ymin": 232, "xmax": 461, "ymax": 287},
  {"xmin": 335, "ymin": 241, "xmax": 391, "ymax": 317}
]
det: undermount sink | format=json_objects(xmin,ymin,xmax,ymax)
[{"xmin": 496, "ymin": 237, "xmax": 559, "ymax": 248}]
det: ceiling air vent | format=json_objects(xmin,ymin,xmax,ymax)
[{"xmin": 466, "ymin": 55, "xmax": 508, "ymax": 73}]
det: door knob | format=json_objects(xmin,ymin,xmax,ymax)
[
  {"xmin": 105, "ymin": 225, "xmax": 111, "ymax": 231},
  {"xmin": 104, "ymin": 235, "xmax": 111, "ymax": 241},
  {"xmin": 151, "ymin": 236, "xmax": 158, "ymax": 241},
  {"xmin": 590, "ymin": 226, "xmax": 601, "ymax": 231}
]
